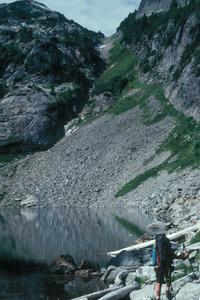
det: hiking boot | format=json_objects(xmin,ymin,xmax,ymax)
[{"xmin": 166, "ymin": 289, "xmax": 172, "ymax": 299}]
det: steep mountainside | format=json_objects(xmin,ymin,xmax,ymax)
[
  {"xmin": 137, "ymin": 0, "xmax": 190, "ymax": 18},
  {"xmin": 0, "ymin": 0, "xmax": 104, "ymax": 152},
  {"xmin": 120, "ymin": 0, "xmax": 200, "ymax": 121},
  {"xmin": 1, "ymin": 0, "xmax": 200, "ymax": 226},
  {"xmin": 1, "ymin": 35, "xmax": 200, "ymax": 227}
]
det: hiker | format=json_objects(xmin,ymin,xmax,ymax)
[{"xmin": 152, "ymin": 233, "xmax": 189, "ymax": 300}]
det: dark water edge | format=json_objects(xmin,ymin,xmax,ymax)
[{"xmin": 0, "ymin": 205, "xmax": 153, "ymax": 299}]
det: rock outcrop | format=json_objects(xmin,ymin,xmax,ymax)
[
  {"xmin": 119, "ymin": 0, "xmax": 200, "ymax": 121},
  {"xmin": 0, "ymin": 0, "xmax": 104, "ymax": 152},
  {"xmin": 137, "ymin": 0, "xmax": 190, "ymax": 18}
]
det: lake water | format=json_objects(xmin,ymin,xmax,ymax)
[{"xmin": 0, "ymin": 205, "xmax": 153, "ymax": 299}]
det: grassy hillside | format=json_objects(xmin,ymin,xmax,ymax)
[{"xmin": 93, "ymin": 39, "xmax": 200, "ymax": 198}]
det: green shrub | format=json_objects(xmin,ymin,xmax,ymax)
[
  {"xmin": 57, "ymin": 89, "xmax": 74, "ymax": 104},
  {"xmin": 115, "ymin": 166, "xmax": 161, "ymax": 197},
  {"xmin": 94, "ymin": 44, "xmax": 137, "ymax": 95},
  {"xmin": 118, "ymin": 0, "xmax": 200, "ymax": 49},
  {"xmin": 139, "ymin": 58, "xmax": 151, "ymax": 73},
  {"xmin": 135, "ymin": 276, "xmax": 147, "ymax": 285},
  {"xmin": 0, "ymin": 42, "xmax": 25, "ymax": 75},
  {"xmin": 190, "ymin": 231, "xmax": 200, "ymax": 244}
]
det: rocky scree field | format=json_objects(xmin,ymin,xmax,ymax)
[{"xmin": 0, "ymin": 0, "xmax": 200, "ymax": 227}]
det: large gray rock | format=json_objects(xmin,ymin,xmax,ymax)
[
  {"xmin": 124, "ymin": 2, "xmax": 200, "ymax": 122},
  {"xmin": 176, "ymin": 282, "xmax": 200, "ymax": 300},
  {"xmin": 49, "ymin": 255, "xmax": 77, "ymax": 275},
  {"xmin": 130, "ymin": 284, "xmax": 154, "ymax": 300},
  {"xmin": 0, "ymin": 0, "xmax": 104, "ymax": 152},
  {"xmin": 101, "ymin": 266, "xmax": 125, "ymax": 285},
  {"xmin": 135, "ymin": 266, "xmax": 156, "ymax": 282},
  {"xmin": 0, "ymin": 86, "xmax": 66, "ymax": 151},
  {"xmin": 125, "ymin": 272, "xmax": 137, "ymax": 285},
  {"xmin": 137, "ymin": 0, "xmax": 190, "ymax": 18}
]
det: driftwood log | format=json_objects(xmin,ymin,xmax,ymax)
[
  {"xmin": 108, "ymin": 223, "xmax": 200, "ymax": 257},
  {"xmin": 98, "ymin": 283, "xmax": 140, "ymax": 300},
  {"xmin": 72, "ymin": 285, "xmax": 123, "ymax": 300}
]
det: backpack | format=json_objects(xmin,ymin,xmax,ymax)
[{"xmin": 155, "ymin": 234, "xmax": 173, "ymax": 267}]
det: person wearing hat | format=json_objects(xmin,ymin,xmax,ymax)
[{"xmin": 152, "ymin": 227, "xmax": 189, "ymax": 300}]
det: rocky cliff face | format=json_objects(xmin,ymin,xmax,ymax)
[
  {"xmin": 137, "ymin": 0, "xmax": 190, "ymax": 18},
  {"xmin": 119, "ymin": 0, "xmax": 200, "ymax": 121},
  {"xmin": 0, "ymin": 0, "xmax": 104, "ymax": 152}
]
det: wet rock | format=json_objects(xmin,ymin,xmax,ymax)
[
  {"xmin": 77, "ymin": 260, "xmax": 100, "ymax": 275},
  {"xmin": 75, "ymin": 269, "xmax": 91, "ymax": 278},
  {"xmin": 49, "ymin": 255, "xmax": 77, "ymax": 275}
]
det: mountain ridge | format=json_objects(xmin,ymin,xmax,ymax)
[
  {"xmin": 1, "ymin": 0, "xmax": 200, "ymax": 226},
  {"xmin": 0, "ymin": 0, "xmax": 104, "ymax": 153},
  {"xmin": 137, "ymin": 0, "xmax": 190, "ymax": 18}
]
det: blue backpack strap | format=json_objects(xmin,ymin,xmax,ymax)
[{"xmin": 152, "ymin": 246, "xmax": 157, "ymax": 266}]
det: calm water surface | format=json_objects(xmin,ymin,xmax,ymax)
[{"xmin": 0, "ymin": 206, "xmax": 153, "ymax": 299}]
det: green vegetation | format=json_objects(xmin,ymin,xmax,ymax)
[
  {"xmin": 57, "ymin": 88, "xmax": 74, "ymax": 104},
  {"xmin": 19, "ymin": 27, "xmax": 33, "ymax": 43},
  {"xmin": 94, "ymin": 41, "xmax": 137, "ymax": 95},
  {"xmin": 0, "ymin": 42, "xmax": 25, "ymax": 75},
  {"xmin": 190, "ymin": 231, "xmax": 200, "ymax": 244},
  {"xmin": 118, "ymin": 0, "xmax": 200, "ymax": 46},
  {"xmin": 118, "ymin": 0, "xmax": 200, "ymax": 78},
  {"xmin": 172, "ymin": 263, "xmax": 193, "ymax": 281},
  {"xmin": 115, "ymin": 216, "xmax": 145, "ymax": 236},
  {"xmin": 116, "ymin": 111, "xmax": 200, "ymax": 197},
  {"xmin": 97, "ymin": 42, "xmax": 200, "ymax": 198},
  {"xmin": 116, "ymin": 166, "xmax": 162, "ymax": 197},
  {"xmin": 135, "ymin": 276, "xmax": 147, "ymax": 285},
  {"xmin": 0, "ymin": 153, "xmax": 21, "ymax": 163}
]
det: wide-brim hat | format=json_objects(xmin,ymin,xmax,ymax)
[{"xmin": 147, "ymin": 222, "xmax": 166, "ymax": 235}]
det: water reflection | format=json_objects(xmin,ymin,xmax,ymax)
[{"xmin": 0, "ymin": 205, "xmax": 153, "ymax": 299}]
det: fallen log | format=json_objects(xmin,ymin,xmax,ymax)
[
  {"xmin": 108, "ymin": 223, "xmax": 200, "ymax": 257},
  {"xmin": 71, "ymin": 285, "xmax": 123, "ymax": 300},
  {"xmin": 98, "ymin": 283, "xmax": 140, "ymax": 300},
  {"xmin": 185, "ymin": 242, "xmax": 200, "ymax": 253}
]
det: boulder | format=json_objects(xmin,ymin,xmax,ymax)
[
  {"xmin": 125, "ymin": 272, "xmax": 137, "ymax": 285},
  {"xmin": 0, "ymin": 0, "xmax": 104, "ymax": 152},
  {"xmin": 0, "ymin": 86, "xmax": 66, "ymax": 152},
  {"xmin": 77, "ymin": 260, "xmax": 100, "ymax": 272},
  {"xmin": 100, "ymin": 266, "xmax": 125, "ymax": 285},
  {"xmin": 107, "ymin": 250, "xmax": 151, "ymax": 270},
  {"xmin": 135, "ymin": 266, "xmax": 156, "ymax": 282},
  {"xmin": 114, "ymin": 270, "xmax": 128, "ymax": 286},
  {"xmin": 130, "ymin": 284, "xmax": 154, "ymax": 300},
  {"xmin": 49, "ymin": 255, "xmax": 77, "ymax": 275},
  {"xmin": 176, "ymin": 282, "xmax": 200, "ymax": 300},
  {"xmin": 172, "ymin": 273, "xmax": 194, "ymax": 295}
]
